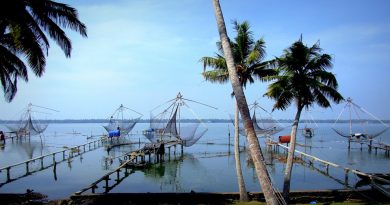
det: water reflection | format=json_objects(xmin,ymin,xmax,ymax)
[{"xmin": 143, "ymin": 155, "xmax": 186, "ymax": 192}]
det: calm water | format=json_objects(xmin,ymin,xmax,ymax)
[{"xmin": 0, "ymin": 122, "xmax": 389, "ymax": 199}]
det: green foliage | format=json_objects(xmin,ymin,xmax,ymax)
[
  {"xmin": 264, "ymin": 38, "xmax": 344, "ymax": 111},
  {"xmin": 200, "ymin": 20, "xmax": 275, "ymax": 88},
  {"xmin": 0, "ymin": 0, "xmax": 87, "ymax": 102}
]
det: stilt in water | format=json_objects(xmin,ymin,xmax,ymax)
[{"xmin": 348, "ymin": 138, "xmax": 351, "ymax": 150}]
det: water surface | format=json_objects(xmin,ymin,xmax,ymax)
[{"xmin": 0, "ymin": 122, "xmax": 389, "ymax": 199}]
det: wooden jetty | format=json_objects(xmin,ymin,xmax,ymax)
[
  {"xmin": 344, "ymin": 139, "xmax": 390, "ymax": 156},
  {"xmin": 0, "ymin": 137, "xmax": 107, "ymax": 187},
  {"xmin": 3, "ymin": 131, "xmax": 31, "ymax": 143},
  {"xmin": 367, "ymin": 140, "xmax": 390, "ymax": 155},
  {"xmin": 269, "ymin": 141, "xmax": 390, "ymax": 198},
  {"xmin": 75, "ymin": 140, "xmax": 182, "ymax": 195}
]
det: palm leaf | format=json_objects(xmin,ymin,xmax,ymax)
[{"xmin": 202, "ymin": 69, "xmax": 229, "ymax": 84}]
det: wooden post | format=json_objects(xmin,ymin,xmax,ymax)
[
  {"xmin": 369, "ymin": 140, "xmax": 372, "ymax": 151},
  {"xmin": 63, "ymin": 151, "xmax": 66, "ymax": 160},
  {"xmin": 116, "ymin": 170, "xmax": 120, "ymax": 181},
  {"xmin": 348, "ymin": 138, "xmax": 351, "ymax": 150},
  {"xmin": 344, "ymin": 168, "xmax": 349, "ymax": 185},
  {"xmin": 228, "ymin": 131, "xmax": 231, "ymax": 154},
  {"xmin": 105, "ymin": 177, "xmax": 109, "ymax": 192},
  {"xmin": 53, "ymin": 162, "xmax": 57, "ymax": 181},
  {"xmin": 53, "ymin": 153, "xmax": 56, "ymax": 164},
  {"xmin": 41, "ymin": 158, "xmax": 44, "ymax": 170},
  {"xmin": 6, "ymin": 167, "xmax": 10, "ymax": 181},
  {"xmin": 326, "ymin": 164, "xmax": 329, "ymax": 174},
  {"xmin": 26, "ymin": 162, "xmax": 29, "ymax": 174}
]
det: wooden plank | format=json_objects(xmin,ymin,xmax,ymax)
[
  {"xmin": 371, "ymin": 183, "xmax": 390, "ymax": 198},
  {"xmin": 0, "ymin": 138, "xmax": 106, "ymax": 171}
]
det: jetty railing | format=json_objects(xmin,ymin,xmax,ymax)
[
  {"xmin": 0, "ymin": 137, "xmax": 107, "ymax": 187},
  {"xmin": 274, "ymin": 142, "xmax": 390, "ymax": 197},
  {"xmin": 75, "ymin": 140, "xmax": 182, "ymax": 195}
]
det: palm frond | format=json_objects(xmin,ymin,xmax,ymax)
[
  {"xmin": 10, "ymin": 24, "xmax": 46, "ymax": 76},
  {"xmin": 0, "ymin": 0, "xmax": 87, "ymax": 102},
  {"xmin": 202, "ymin": 69, "xmax": 229, "ymax": 84},
  {"xmin": 28, "ymin": 0, "xmax": 87, "ymax": 37},
  {"xmin": 200, "ymin": 56, "xmax": 226, "ymax": 72},
  {"xmin": 33, "ymin": 12, "xmax": 72, "ymax": 57},
  {"xmin": 265, "ymin": 37, "xmax": 343, "ymax": 111},
  {"xmin": 0, "ymin": 45, "xmax": 28, "ymax": 102}
]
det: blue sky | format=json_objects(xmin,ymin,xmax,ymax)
[{"xmin": 1, "ymin": 0, "xmax": 390, "ymax": 120}]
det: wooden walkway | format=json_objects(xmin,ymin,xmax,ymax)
[
  {"xmin": 75, "ymin": 140, "xmax": 182, "ymax": 195},
  {"xmin": 367, "ymin": 141, "xmax": 390, "ymax": 155},
  {"xmin": 347, "ymin": 139, "xmax": 390, "ymax": 155},
  {"xmin": 269, "ymin": 142, "xmax": 390, "ymax": 198},
  {"xmin": 0, "ymin": 137, "xmax": 107, "ymax": 187}
]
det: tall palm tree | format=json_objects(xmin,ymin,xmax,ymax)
[
  {"xmin": 264, "ymin": 37, "xmax": 343, "ymax": 202},
  {"xmin": 211, "ymin": 0, "xmax": 279, "ymax": 204},
  {"xmin": 201, "ymin": 20, "xmax": 274, "ymax": 201},
  {"xmin": 0, "ymin": 0, "xmax": 87, "ymax": 102}
]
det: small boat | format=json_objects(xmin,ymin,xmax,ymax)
[
  {"xmin": 302, "ymin": 127, "xmax": 314, "ymax": 138},
  {"xmin": 300, "ymin": 110, "xmax": 318, "ymax": 138},
  {"xmin": 355, "ymin": 172, "xmax": 390, "ymax": 188},
  {"xmin": 356, "ymin": 172, "xmax": 390, "ymax": 181}
]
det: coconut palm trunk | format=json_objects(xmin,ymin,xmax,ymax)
[
  {"xmin": 234, "ymin": 103, "xmax": 248, "ymax": 201},
  {"xmin": 211, "ymin": 0, "xmax": 279, "ymax": 204},
  {"xmin": 283, "ymin": 105, "xmax": 302, "ymax": 202}
]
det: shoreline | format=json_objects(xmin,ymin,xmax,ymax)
[{"xmin": 1, "ymin": 189, "xmax": 389, "ymax": 204}]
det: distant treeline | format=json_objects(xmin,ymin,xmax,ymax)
[{"xmin": 0, "ymin": 119, "xmax": 389, "ymax": 124}]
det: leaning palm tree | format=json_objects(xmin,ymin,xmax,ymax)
[
  {"xmin": 211, "ymin": 0, "xmax": 280, "ymax": 204},
  {"xmin": 264, "ymin": 37, "xmax": 344, "ymax": 202},
  {"xmin": 201, "ymin": 20, "xmax": 274, "ymax": 202},
  {"xmin": 0, "ymin": 0, "xmax": 87, "ymax": 102}
]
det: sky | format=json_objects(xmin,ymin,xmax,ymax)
[{"xmin": 1, "ymin": 0, "xmax": 390, "ymax": 120}]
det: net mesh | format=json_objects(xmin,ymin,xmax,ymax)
[
  {"xmin": 103, "ymin": 117, "xmax": 141, "ymax": 134},
  {"xmin": 332, "ymin": 98, "xmax": 389, "ymax": 139},
  {"xmin": 144, "ymin": 93, "xmax": 210, "ymax": 147},
  {"xmin": 103, "ymin": 104, "xmax": 142, "ymax": 134},
  {"xmin": 231, "ymin": 110, "xmax": 283, "ymax": 137},
  {"xmin": 6, "ymin": 115, "xmax": 48, "ymax": 135},
  {"xmin": 163, "ymin": 107, "xmax": 178, "ymax": 137}
]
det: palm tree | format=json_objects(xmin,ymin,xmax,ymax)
[
  {"xmin": 0, "ymin": 0, "xmax": 87, "ymax": 102},
  {"xmin": 201, "ymin": 20, "xmax": 274, "ymax": 201},
  {"xmin": 211, "ymin": 0, "xmax": 279, "ymax": 204},
  {"xmin": 264, "ymin": 37, "xmax": 344, "ymax": 202}
]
